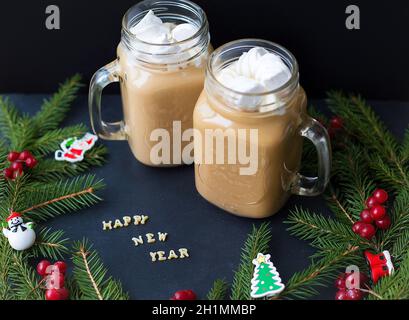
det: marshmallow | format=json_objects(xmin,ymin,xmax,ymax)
[
  {"xmin": 227, "ymin": 76, "xmax": 265, "ymax": 108},
  {"xmin": 216, "ymin": 47, "xmax": 292, "ymax": 108},
  {"xmin": 171, "ymin": 23, "xmax": 199, "ymax": 42}
]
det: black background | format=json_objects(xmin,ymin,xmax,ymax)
[{"xmin": 1, "ymin": 0, "xmax": 409, "ymax": 99}]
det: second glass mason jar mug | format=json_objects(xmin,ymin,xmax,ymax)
[
  {"xmin": 194, "ymin": 39, "xmax": 332, "ymax": 218},
  {"xmin": 89, "ymin": 0, "xmax": 211, "ymax": 166}
]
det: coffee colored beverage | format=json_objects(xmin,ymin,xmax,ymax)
[
  {"xmin": 117, "ymin": 44, "xmax": 209, "ymax": 166},
  {"xmin": 194, "ymin": 40, "xmax": 331, "ymax": 218},
  {"xmin": 89, "ymin": 0, "xmax": 210, "ymax": 166}
]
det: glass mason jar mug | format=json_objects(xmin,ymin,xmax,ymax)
[
  {"xmin": 194, "ymin": 39, "xmax": 332, "ymax": 218},
  {"xmin": 89, "ymin": 0, "xmax": 211, "ymax": 166}
]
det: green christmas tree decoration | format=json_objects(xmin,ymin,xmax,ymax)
[{"xmin": 250, "ymin": 253, "xmax": 285, "ymax": 298}]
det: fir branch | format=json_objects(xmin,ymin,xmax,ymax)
[
  {"xmin": 278, "ymin": 246, "xmax": 360, "ymax": 299},
  {"xmin": 72, "ymin": 240, "xmax": 129, "ymax": 300},
  {"xmin": 230, "ymin": 223, "xmax": 271, "ymax": 300},
  {"xmin": 286, "ymin": 207, "xmax": 375, "ymax": 251},
  {"xmin": 30, "ymin": 228, "xmax": 69, "ymax": 261},
  {"xmin": 379, "ymin": 188, "xmax": 409, "ymax": 253},
  {"xmin": 0, "ymin": 238, "xmax": 14, "ymax": 299},
  {"xmin": 325, "ymin": 184, "xmax": 354, "ymax": 224},
  {"xmin": 401, "ymin": 127, "xmax": 409, "ymax": 163},
  {"xmin": 19, "ymin": 175, "xmax": 105, "ymax": 222},
  {"xmin": 31, "ymin": 124, "xmax": 88, "ymax": 156},
  {"xmin": 33, "ymin": 74, "xmax": 83, "ymax": 134},
  {"xmin": 32, "ymin": 145, "xmax": 108, "ymax": 182},
  {"xmin": 0, "ymin": 96, "xmax": 21, "ymax": 146},
  {"xmin": 207, "ymin": 279, "xmax": 229, "ymax": 300},
  {"xmin": 9, "ymin": 251, "xmax": 43, "ymax": 300}
]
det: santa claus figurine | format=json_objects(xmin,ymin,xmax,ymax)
[
  {"xmin": 2, "ymin": 212, "xmax": 36, "ymax": 251},
  {"xmin": 364, "ymin": 250, "xmax": 394, "ymax": 284},
  {"xmin": 55, "ymin": 133, "xmax": 98, "ymax": 163}
]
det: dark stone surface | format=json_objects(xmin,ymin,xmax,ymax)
[{"xmin": 6, "ymin": 94, "xmax": 409, "ymax": 300}]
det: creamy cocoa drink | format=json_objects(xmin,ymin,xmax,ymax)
[
  {"xmin": 194, "ymin": 40, "xmax": 331, "ymax": 218},
  {"xmin": 89, "ymin": 0, "xmax": 211, "ymax": 166}
]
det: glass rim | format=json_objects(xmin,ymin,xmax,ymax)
[{"xmin": 121, "ymin": 0, "xmax": 208, "ymax": 49}]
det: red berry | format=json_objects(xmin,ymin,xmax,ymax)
[
  {"xmin": 53, "ymin": 261, "xmax": 67, "ymax": 274},
  {"xmin": 375, "ymin": 215, "xmax": 391, "ymax": 230},
  {"xmin": 45, "ymin": 288, "xmax": 61, "ymax": 300},
  {"xmin": 335, "ymin": 289, "xmax": 348, "ymax": 300},
  {"xmin": 365, "ymin": 196, "xmax": 378, "ymax": 209},
  {"xmin": 25, "ymin": 157, "xmax": 38, "ymax": 169},
  {"xmin": 346, "ymin": 288, "xmax": 363, "ymax": 300},
  {"xmin": 335, "ymin": 274, "xmax": 346, "ymax": 289},
  {"xmin": 330, "ymin": 116, "xmax": 343, "ymax": 129},
  {"xmin": 373, "ymin": 189, "xmax": 388, "ymax": 204},
  {"xmin": 345, "ymin": 272, "xmax": 369, "ymax": 290},
  {"xmin": 18, "ymin": 150, "xmax": 32, "ymax": 161},
  {"xmin": 352, "ymin": 221, "xmax": 365, "ymax": 234},
  {"xmin": 47, "ymin": 273, "xmax": 65, "ymax": 289},
  {"xmin": 7, "ymin": 151, "xmax": 20, "ymax": 162},
  {"xmin": 58, "ymin": 287, "xmax": 70, "ymax": 300},
  {"xmin": 10, "ymin": 161, "xmax": 23, "ymax": 172},
  {"xmin": 3, "ymin": 167, "xmax": 14, "ymax": 179},
  {"xmin": 45, "ymin": 288, "xmax": 69, "ymax": 300},
  {"xmin": 359, "ymin": 223, "xmax": 376, "ymax": 240},
  {"xmin": 370, "ymin": 205, "xmax": 386, "ymax": 220},
  {"xmin": 359, "ymin": 209, "xmax": 373, "ymax": 224},
  {"xmin": 171, "ymin": 290, "xmax": 197, "ymax": 300},
  {"xmin": 36, "ymin": 260, "xmax": 51, "ymax": 277}
]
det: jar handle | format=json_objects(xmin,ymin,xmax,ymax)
[
  {"xmin": 89, "ymin": 60, "xmax": 126, "ymax": 140},
  {"xmin": 291, "ymin": 117, "xmax": 332, "ymax": 196}
]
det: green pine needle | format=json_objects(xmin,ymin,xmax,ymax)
[
  {"xmin": 72, "ymin": 239, "xmax": 129, "ymax": 300},
  {"xmin": 230, "ymin": 223, "xmax": 271, "ymax": 300},
  {"xmin": 30, "ymin": 228, "xmax": 69, "ymax": 260},
  {"xmin": 207, "ymin": 279, "xmax": 229, "ymax": 300}
]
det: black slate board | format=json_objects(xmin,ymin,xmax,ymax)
[{"xmin": 6, "ymin": 94, "xmax": 409, "ymax": 300}]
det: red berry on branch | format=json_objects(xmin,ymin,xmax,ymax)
[
  {"xmin": 53, "ymin": 261, "xmax": 67, "ymax": 274},
  {"xmin": 345, "ymin": 272, "xmax": 369, "ymax": 290},
  {"xmin": 45, "ymin": 288, "xmax": 69, "ymax": 300},
  {"xmin": 7, "ymin": 151, "xmax": 20, "ymax": 162},
  {"xmin": 36, "ymin": 260, "xmax": 51, "ymax": 277},
  {"xmin": 375, "ymin": 215, "xmax": 391, "ymax": 230},
  {"xmin": 359, "ymin": 223, "xmax": 376, "ymax": 240},
  {"xmin": 18, "ymin": 150, "xmax": 32, "ymax": 161},
  {"xmin": 373, "ymin": 189, "xmax": 388, "ymax": 204},
  {"xmin": 346, "ymin": 288, "xmax": 363, "ymax": 300},
  {"xmin": 359, "ymin": 209, "xmax": 373, "ymax": 224},
  {"xmin": 335, "ymin": 274, "xmax": 346, "ymax": 289},
  {"xmin": 370, "ymin": 205, "xmax": 386, "ymax": 220},
  {"xmin": 171, "ymin": 290, "xmax": 197, "ymax": 300},
  {"xmin": 335, "ymin": 289, "xmax": 348, "ymax": 300},
  {"xmin": 3, "ymin": 167, "xmax": 14, "ymax": 179},
  {"xmin": 352, "ymin": 221, "xmax": 365, "ymax": 234},
  {"xmin": 45, "ymin": 288, "xmax": 61, "ymax": 300},
  {"xmin": 365, "ymin": 196, "xmax": 378, "ymax": 209},
  {"xmin": 330, "ymin": 116, "xmax": 343, "ymax": 129},
  {"xmin": 48, "ymin": 273, "xmax": 65, "ymax": 289},
  {"xmin": 10, "ymin": 161, "xmax": 23, "ymax": 172},
  {"xmin": 25, "ymin": 157, "xmax": 38, "ymax": 169}
]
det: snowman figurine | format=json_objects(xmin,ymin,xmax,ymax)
[
  {"xmin": 2, "ymin": 212, "xmax": 36, "ymax": 251},
  {"xmin": 55, "ymin": 133, "xmax": 98, "ymax": 163}
]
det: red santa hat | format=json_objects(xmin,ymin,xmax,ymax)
[{"xmin": 6, "ymin": 212, "xmax": 21, "ymax": 222}]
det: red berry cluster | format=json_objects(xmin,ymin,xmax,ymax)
[
  {"xmin": 328, "ymin": 116, "xmax": 343, "ymax": 139},
  {"xmin": 36, "ymin": 260, "xmax": 69, "ymax": 300},
  {"xmin": 170, "ymin": 289, "xmax": 197, "ymax": 300},
  {"xmin": 3, "ymin": 150, "xmax": 38, "ymax": 180},
  {"xmin": 335, "ymin": 272, "xmax": 369, "ymax": 300},
  {"xmin": 352, "ymin": 189, "xmax": 390, "ymax": 240}
]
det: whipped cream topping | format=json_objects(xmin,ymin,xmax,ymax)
[{"xmin": 216, "ymin": 47, "xmax": 292, "ymax": 108}]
